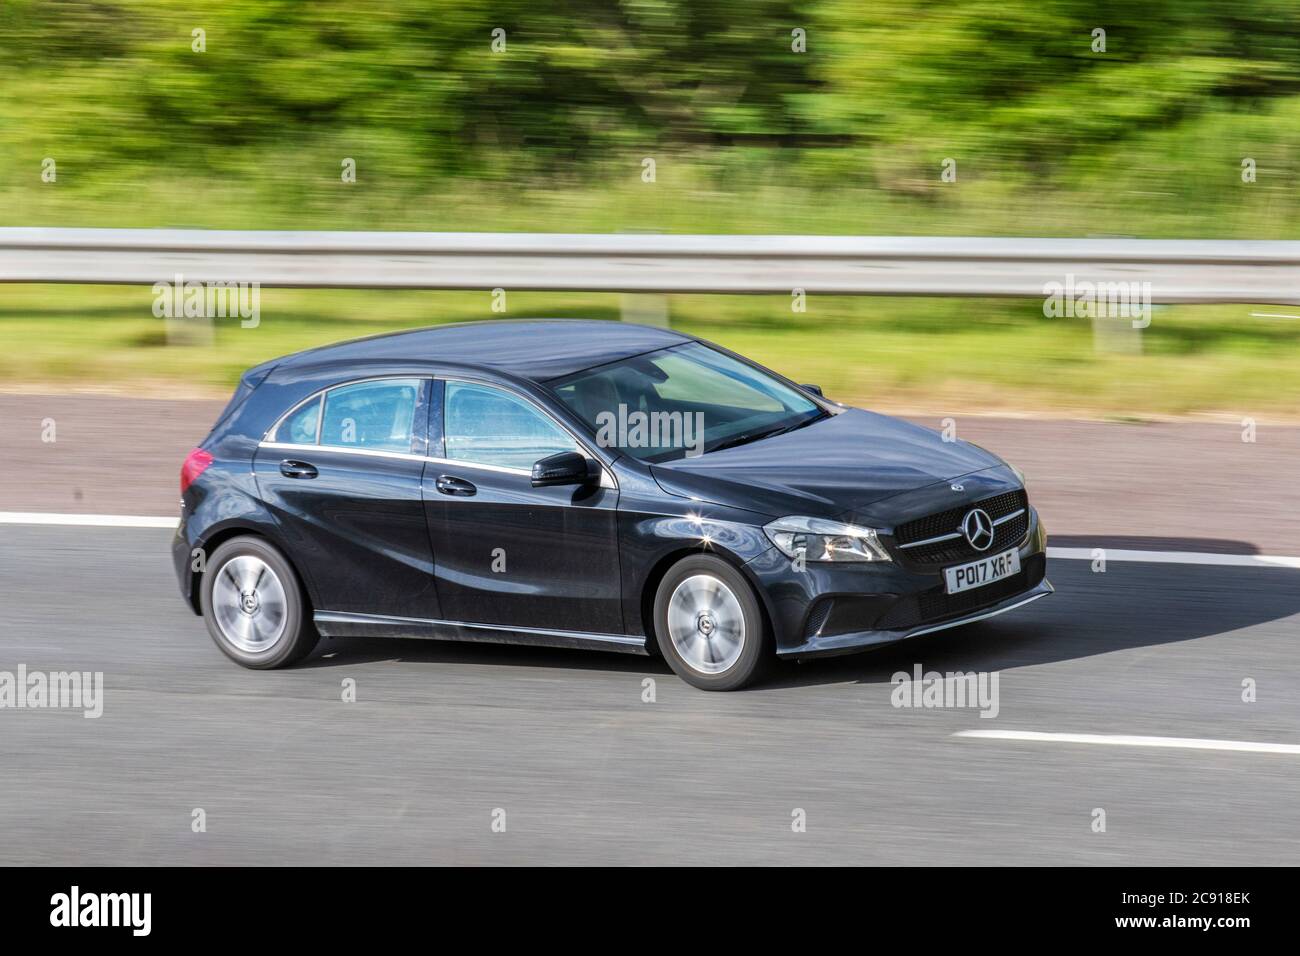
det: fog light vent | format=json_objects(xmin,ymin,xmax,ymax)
[{"xmin": 803, "ymin": 600, "xmax": 833, "ymax": 638}]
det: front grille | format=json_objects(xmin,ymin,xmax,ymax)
[
  {"xmin": 892, "ymin": 489, "xmax": 1029, "ymax": 567},
  {"xmin": 876, "ymin": 554, "xmax": 1046, "ymax": 631}
]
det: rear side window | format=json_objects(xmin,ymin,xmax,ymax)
[
  {"xmin": 320, "ymin": 379, "xmax": 421, "ymax": 453},
  {"xmin": 443, "ymin": 381, "xmax": 577, "ymax": 471}
]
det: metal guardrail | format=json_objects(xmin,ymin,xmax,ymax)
[{"xmin": 0, "ymin": 228, "xmax": 1297, "ymax": 302}]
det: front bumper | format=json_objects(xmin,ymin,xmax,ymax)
[
  {"xmin": 746, "ymin": 506, "xmax": 1051, "ymax": 659},
  {"xmin": 778, "ymin": 577, "xmax": 1052, "ymax": 658}
]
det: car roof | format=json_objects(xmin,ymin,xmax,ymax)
[{"xmin": 277, "ymin": 319, "xmax": 694, "ymax": 382}]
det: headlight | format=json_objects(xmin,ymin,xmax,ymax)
[{"xmin": 762, "ymin": 516, "xmax": 892, "ymax": 563}]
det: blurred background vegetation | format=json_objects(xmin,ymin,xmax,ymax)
[{"xmin": 2, "ymin": 0, "xmax": 1299, "ymax": 415}]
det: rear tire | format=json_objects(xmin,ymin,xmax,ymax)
[
  {"xmin": 200, "ymin": 536, "xmax": 318, "ymax": 669},
  {"xmin": 653, "ymin": 555, "xmax": 769, "ymax": 691}
]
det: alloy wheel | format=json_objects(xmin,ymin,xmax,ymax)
[{"xmin": 665, "ymin": 573, "xmax": 747, "ymax": 675}]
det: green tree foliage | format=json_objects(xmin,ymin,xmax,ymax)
[
  {"xmin": 2, "ymin": 0, "xmax": 1298, "ymax": 217},
  {"xmin": 807, "ymin": 0, "xmax": 1300, "ymax": 181},
  {"xmin": 1, "ymin": 0, "xmax": 813, "ymax": 176}
]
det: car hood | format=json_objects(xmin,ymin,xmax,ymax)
[{"xmin": 649, "ymin": 408, "xmax": 1002, "ymax": 519}]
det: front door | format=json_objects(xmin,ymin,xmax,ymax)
[{"xmin": 424, "ymin": 379, "xmax": 623, "ymax": 634}]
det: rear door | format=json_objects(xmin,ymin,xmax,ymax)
[
  {"xmin": 254, "ymin": 377, "xmax": 440, "ymax": 618},
  {"xmin": 423, "ymin": 378, "xmax": 624, "ymax": 634}
]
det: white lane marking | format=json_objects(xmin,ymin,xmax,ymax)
[
  {"xmin": 1047, "ymin": 546, "xmax": 1300, "ymax": 569},
  {"xmin": 0, "ymin": 512, "xmax": 178, "ymax": 528},
  {"xmin": 955, "ymin": 729, "xmax": 1300, "ymax": 755}
]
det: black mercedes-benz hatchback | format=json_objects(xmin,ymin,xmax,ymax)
[{"xmin": 174, "ymin": 319, "xmax": 1050, "ymax": 690}]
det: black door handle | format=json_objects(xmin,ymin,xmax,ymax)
[
  {"xmin": 435, "ymin": 475, "xmax": 477, "ymax": 497},
  {"xmin": 280, "ymin": 459, "xmax": 318, "ymax": 479}
]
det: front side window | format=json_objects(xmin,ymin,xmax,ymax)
[
  {"xmin": 443, "ymin": 381, "xmax": 578, "ymax": 471},
  {"xmin": 318, "ymin": 379, "xmax": 421, "ymax": 452}
]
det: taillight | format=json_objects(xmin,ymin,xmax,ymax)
[{"xmin": 181, "ymin": 448, "xmax": 214, "ymax": 493}]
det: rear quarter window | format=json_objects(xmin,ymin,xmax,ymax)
[{"xmin": 278, "ymin": 396, "xmax": 322, "ymax": 444}]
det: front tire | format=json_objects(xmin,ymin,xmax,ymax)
[
  {"xmin": 200, "ymin": 536, "xmax": 318, "ymax": 669},
  {"xmin": 653, "ymin": 555, "xmax": 769, "ymax": 691}
]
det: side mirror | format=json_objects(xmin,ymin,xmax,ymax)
[
  {"xmin": 531, "ymin": 451, "xmax": 596, "ymax": 487},
  {"xmin": 801, "ymin": 383, "xmax": 824, "ymax": 397}
]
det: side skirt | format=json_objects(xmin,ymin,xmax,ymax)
[{"xmin": 313, "ymin": 610, "xmax": 650, "ymax": 656}]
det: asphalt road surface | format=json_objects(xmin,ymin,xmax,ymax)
[{"xmin": 2, "ymin": 524, "xmax": 1298, "ymax": 865}]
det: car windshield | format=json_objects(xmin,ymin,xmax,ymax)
[{"xmin": 549, "ymin": 342, "xmax": 824, "ymax": 462}]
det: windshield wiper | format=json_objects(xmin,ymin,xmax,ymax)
[
  {"xmin": 706, "ymin": 427, "xmax": 787, "ymax": 454},
  {"xmin": 705, "ymin": 412, "xmax": 827, "ymax": 454},
  {"xmin": 772, "ymin": 411, "xmax": 827, "ymax": 437}
]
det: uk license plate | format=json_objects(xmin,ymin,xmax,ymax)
[{"xmin": 944, "ymin": 548, "xmax": 1020, "ymax": 594}]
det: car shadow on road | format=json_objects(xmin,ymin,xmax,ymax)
[
  {"xmin": 1048, "ymin": 534, "xmax": 1274, "ymax": 555},
  {"xmin": 292, "ymin": 537, "xmax": 1300, "ymax": 690},
  {"xmin": 764, "ymin": 540, "xmax": 1300, "ymax": 689},
  {"xmin": 297, "ymin": 634, "xmax": 675, "ymax": 677}
]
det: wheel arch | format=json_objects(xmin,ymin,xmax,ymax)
[
  {"xmin": 638, "ymin": 545, "xmax": 777, "ymax": 657},
  {"xmin": 189, "ymin": 523, "xmax": 316, "ymax": 616}
]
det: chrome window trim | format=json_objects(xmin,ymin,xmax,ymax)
[
  {"xmin": 425, "ymin": 455, "xmax": 529, "ymax": 478},
  {"xmin": 257, "ymin": 441, "xmax": 617, "ymax": 489},
  {"xmin": 261, "ymin": 373, "xmax": 617, "ymax": 490},
  {"xmin": 260, "ymin": 440, "xmax": 427, "ymax": 464},
  {"xmin": 267, "ymin": 392, "xmax": 325, "ymax": 446},
  {"xmin": 264, "ymin": 375, "xmax": 430, "ymax": 447}
]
